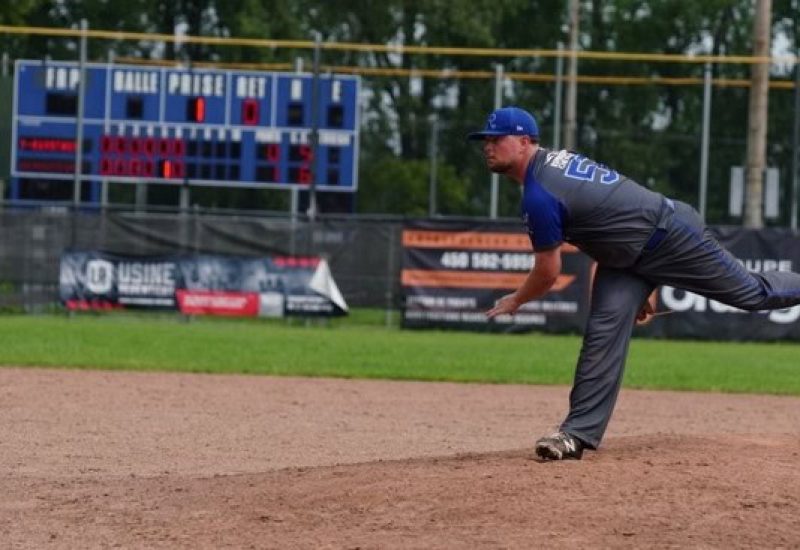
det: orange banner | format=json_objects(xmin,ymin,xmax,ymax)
[
  {"xmin": 401, "ymin": 269, "xmax": 576, "ymax": 291},
  {"xmin": 402, "ymin": 229, "xmax": 578, "ymax": 253}
]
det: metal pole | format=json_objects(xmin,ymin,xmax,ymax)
[
  {"xmin": 792, "ymin": 53, "xmax": 800, "ymax": 230},
  {"xmin": 699, "ymin": 62, "xmax": 712, "ymax": 222},
  {"xmin": 290, "ymin": 57, "xmax": 303, "ymax": 222},
  {"xmin": 102, "ymin": 49, "xmax": 114, "ymax": 211},
  {"xmin": 178, "ymin": 57, "xmax": 192, "ymax": 214},
  {"xmin": 289, "ymin": 187, "xmax": 299, "ymax": 255},
  {"xmin": 384, "ymin": 224, "xmax": 397, "ymax": 327},
  {"xmin": 489, "ymin": 64, "xmax": 503, "ymax": 219},
  {"xmin": 307, "ymin": 34, "xmax": 321, "ymax": 221},
  {"xmin": 563, "ymin": 0, "xmax": 579, "ymax": 150},
  {"xmin": 1, "ymin": 52, "xmax": 8, "ymax": 210},
  {"xmin": 73, "ymin": 19, "xmax": 88, "ymax": 207},
  {"xmin": 179, "ymin": 182, "xmax": 189, "ymax": 212},
  {"xmin": 553, "ymin": 42, "xmax": 564, "ymax": 151},
  {"xmin": 291, "ymin": 188, "xmax": 299, "ymax": 221},
  {"xmin": 428, "ymin": 114, "xmax": 439, "ymax": 217}
]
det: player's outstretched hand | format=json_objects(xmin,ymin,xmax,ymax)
[
  {"xmin": 486, "ymin": 293, "xmax": 521, "ymax": 319},
  {"xmin": 636, "ymin": 290, "xmax": 658, "ymax": 325}
]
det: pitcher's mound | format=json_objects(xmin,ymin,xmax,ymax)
[{"xmin": 16, "ymin": 434, "xmax": 797, "ymax": 548}]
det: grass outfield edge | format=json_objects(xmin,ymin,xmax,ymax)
[{"xmin": 0, "ymin": 312, "xmax": 798, "ymax": 396}]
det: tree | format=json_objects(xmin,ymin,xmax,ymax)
[{"xmin": 4, "ymin": 0, "xmax": 797, "ymax": 223}]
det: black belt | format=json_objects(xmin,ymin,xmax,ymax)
[{"xmin": 642, "ymin": 198, "xmax": 675, "ymax": 253}]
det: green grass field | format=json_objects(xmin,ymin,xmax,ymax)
[{"xmin": 0, "ymin": 312, "xmax": 798, "ymax": 395}]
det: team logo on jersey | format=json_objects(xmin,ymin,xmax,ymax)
[{"xmin": 546, "ymin": 150, "xmax": 574, "ymax": 170}]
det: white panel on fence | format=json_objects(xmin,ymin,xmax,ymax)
[
  {"xmin": 729, "ymin": 166, "xmax": 744, "ymax": 217},
  {"xmin": 764, "ymin": 167, "xmax": 780, "ymax": 219}
]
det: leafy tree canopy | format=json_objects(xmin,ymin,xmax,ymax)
[{"xmin": 3, "ymin": 1, "xmax": 798, "ymax": 224}]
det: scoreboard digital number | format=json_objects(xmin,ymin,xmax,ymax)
[{"xmin": 12, "ymin": 60, "xmax": 360, "ymax": 191}]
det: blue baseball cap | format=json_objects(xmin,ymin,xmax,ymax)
[{"xmin": 467, "ymin": 106, "xmax": 539, "ymax": 140}]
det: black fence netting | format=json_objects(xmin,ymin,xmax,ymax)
[
  {"xmin": 0, "ymin": 208, "xmax": 404, "ymax": 312},
  {"xmin": 4, "ymin": 208, "xmax": 800, "ymax": 341}
]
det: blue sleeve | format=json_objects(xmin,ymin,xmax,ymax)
[{"xmin": 522, "ymin": 181, "xmax": 566, "ymax": 251}]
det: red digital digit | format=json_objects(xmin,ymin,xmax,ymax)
[
  {"xmin": 144, "ymin": 138, "xmax": 156, "ymax": 156},
  {"xmin": 161, "ymin": 160, "xmax": 173, "ymax": 179},
  {"xmin": 188, "ymin": 97, "xmax": 206, "ymax": 122},
  {"xmin": 242, "ymin": 98, "xmax": 259, "ymax": 125},
  {"xmin": 299, "ymin": 167, "xmax": 312, "ymax": 184},
  {"xmin": 195, "ymin": 97, "xmax": 205, "ymax": 121},
  {"xmin": 114, "ymin": 137, "xmax": 127, "ymax": 154},
  {"xmin": 266, "ymin": 143, "xmax": 280, "ymax": 163},
  {"xmin": 101, "ymin": 136, "xmax": 113, "ymax": 154},
  {"xmin": 172, "ymin": 139, "xmax": 185, "ymax": 156},
  {"xmin": 300, "ymin": 145, "xmax": 313, "ymax": 163},
  {"xmin": 114, "ymin": 159, "xmax": 126, "ymax": 176},
  {"xmin": 143, "ymin": 160, "xmax": 154, "ymax": 177},
  {"xmin": 100, "ymin": 158, "xmax": 112, "ymax": 175},
  {"xmin": 158, "ymin": 160, "xmax": 184, "ymax": 179},
  {"xmin": 289, "ymin": 144, "xmax": 313, "ymax": 163},
  {"xmin": 130, "ymin": 159, "xmax": 141, "ymax": 176}
]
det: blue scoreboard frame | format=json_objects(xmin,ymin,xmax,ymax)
[{"xmin": 11, "ymin": 60, "xmax": 360, "ymax": 194}]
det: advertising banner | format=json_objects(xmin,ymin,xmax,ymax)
[
  {"xmin": 401, "ymin": 221, "xmax": 593, "ymax": 333},
  {"xmin": 402, "ymin": 221, "xmax": 800, "ymax": 341},
  {"xmin": 59, "ymin": 251, "xmax": 348, "ymax": 317},
  {"xmin": 639, "ymin": 227, "xmax": 800, "ymax": 340}
]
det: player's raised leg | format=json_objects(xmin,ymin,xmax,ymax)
[{"xmin": 636, "ymin": 202, "xmax": 800, "ymax": 311}]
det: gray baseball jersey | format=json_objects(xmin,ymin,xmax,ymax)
[
  {"xmin": 522, "ymin": 147, "xmax": 667, "ymax": 267},
  {"xmin": 511, "ymin": 144, "xmax": 800, "ymax": 454}
]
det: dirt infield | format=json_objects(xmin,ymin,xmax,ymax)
[{"xmin": 1, "ymin": 367, "xmax": 799, "ymax": 548}]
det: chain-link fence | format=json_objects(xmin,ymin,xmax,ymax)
[{"xmin": 0, "ymin": 206, "xmax": 413, "ymax": 313}]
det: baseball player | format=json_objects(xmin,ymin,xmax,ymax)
[{"xmin": 468, "ymin": 106, "xmax": 800, "ymax": 460}]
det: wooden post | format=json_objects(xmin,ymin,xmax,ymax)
[{"xmin": 744, "ymin": 0, "xmax": 772, "ymax": 228}]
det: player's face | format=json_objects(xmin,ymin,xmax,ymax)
[{"xmin": 482, "ymin": 135, "xmax": 526, "ymax": 174}]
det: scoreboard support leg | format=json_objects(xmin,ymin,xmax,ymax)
[
  {"xmin": 179, "ymin": 185, "xmax": 190, "ymax": 212},
  {"xmin": 72, "ymin": 19, "xmax": 89, "ymax": 207},
  {"xmin": 290, "ymin": 187, "xmax": 300, "ymax": 218},
  {"xmin": 135, "ymin": 183, "xmax": 148, "ymax": 211}
]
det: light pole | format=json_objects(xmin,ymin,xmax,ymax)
[{"xmin": 429, "ymin": 113, "xmax": 440, "ymax": 217}]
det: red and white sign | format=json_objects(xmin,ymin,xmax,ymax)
[{"xmin": 176, "ymin": 290, "xmax": 259, "ymax": 317}]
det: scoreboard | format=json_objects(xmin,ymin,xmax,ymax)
[{"xmin": 12, "ymin": 60, "xmax": 359, "ymax": 192}]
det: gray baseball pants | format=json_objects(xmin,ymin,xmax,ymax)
[{"xmin": 561, "ymin": 200, "xmax": 800, "ymax": 449}]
